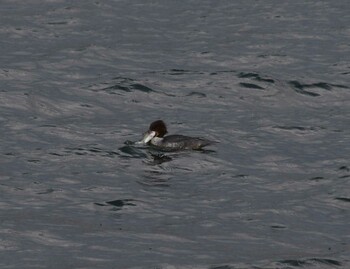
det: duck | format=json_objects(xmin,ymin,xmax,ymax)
[{"xmin": 140, "ymin": 120, "xmax": 216, "ymax": 150}]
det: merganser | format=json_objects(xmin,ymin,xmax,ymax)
[{"xmin": 140, "ymin": 120, "xmax": 216, "ymax": 150}]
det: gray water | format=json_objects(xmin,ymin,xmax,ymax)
[{"xmin": 1, "ymin": 1, "xmax": 349, "ymax": 268}]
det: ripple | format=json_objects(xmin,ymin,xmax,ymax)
[
  {"xmin": 130, "ymin": 83, "xmax": 154, "ymax": 93},
  {"xmin": 210, "ymin": 266, "xmax": 233, "ymax": 269},
  {"xmin": 270, "ymin": 224, "xmax": 287, "ymax": 229},
  {"xmin": 62, "ymin": 144, "xmax": 120, "ymax": 158},
  {"xmin": 289, "ymin": 80, "xmax": 349, "ymax": 97},
  {"xmin": 239, "ymin": 82, "xmax": 265, "ymax": 90},
  {"xmin": 237, "ymin": 72, "xmax": 278, "ymax": 93},
  {"xmin": 309, "ymin": 176, "xmax": 324, "ymax": 181},
  {"xmin": 271, "ymin": 125, "xmax": 324, "ymax": 135},
  {"xmin": 335, "ymin": 197, "xmax": 350, "ymax": 202},
  {"xmin": 157, "ymin": 69, "xmax": 205, "ymax": 76},
  {"xmin": 212, "ymin": 258, "xmax": 344, "ymax": 269},
  {"xmin": 238, "ymin": 72, "xmax": 275, "ymax": 83},
  {"xmin": 37, "ymin": 188, "xmax": 56, "ymax": 195},
  {"xmin": 90, "ymin": 77, "xmax": 156, "ymax": 95},
  {"xmin": 289, "ymin": 81, "xmax": 321, "ymax": 97},
  {"xmin": 274, "ymin": 126, "xmax": 320, "ymax": 131},
  {"xmin": 338, "ymin": 166, "xmax": 349, "ymax": 172},
  {"xmin": 94, "ymin": 199, "xmax": 136, "ymax": 210},
  {"xmin": 118, "ymin": 145, "xmax": 148, "ymax": 159},
  {"xmin": 186, "ymin": 91, "xmax": 207, "ymax": 98},
  {"xmin": 278, "ymin": 258, "xmax": 342, "ymax": 267},
  {"xmin": 309, "ymin": 258, "xmax": 342, "ymax": 266},
  {"xmin": 278, "ymin": 259, "xmax": 309, "ymax": 266}
]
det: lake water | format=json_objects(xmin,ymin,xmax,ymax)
[{"xmin": 1, "ymin": 1, "xmax": 349, "ymax": 268}]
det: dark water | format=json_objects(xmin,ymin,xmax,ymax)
[{"xmin": 1, "ymin": 1, "xmax": 349, "ymax": 268}]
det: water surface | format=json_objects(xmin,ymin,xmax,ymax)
[{"xmin": 1, "ymin": 1, "xmax": 349, "ymax": 268}]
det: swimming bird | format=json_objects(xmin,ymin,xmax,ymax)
[{"xmin": 140, "ymin": 120, "xmax": 216, "ymax": 150}]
